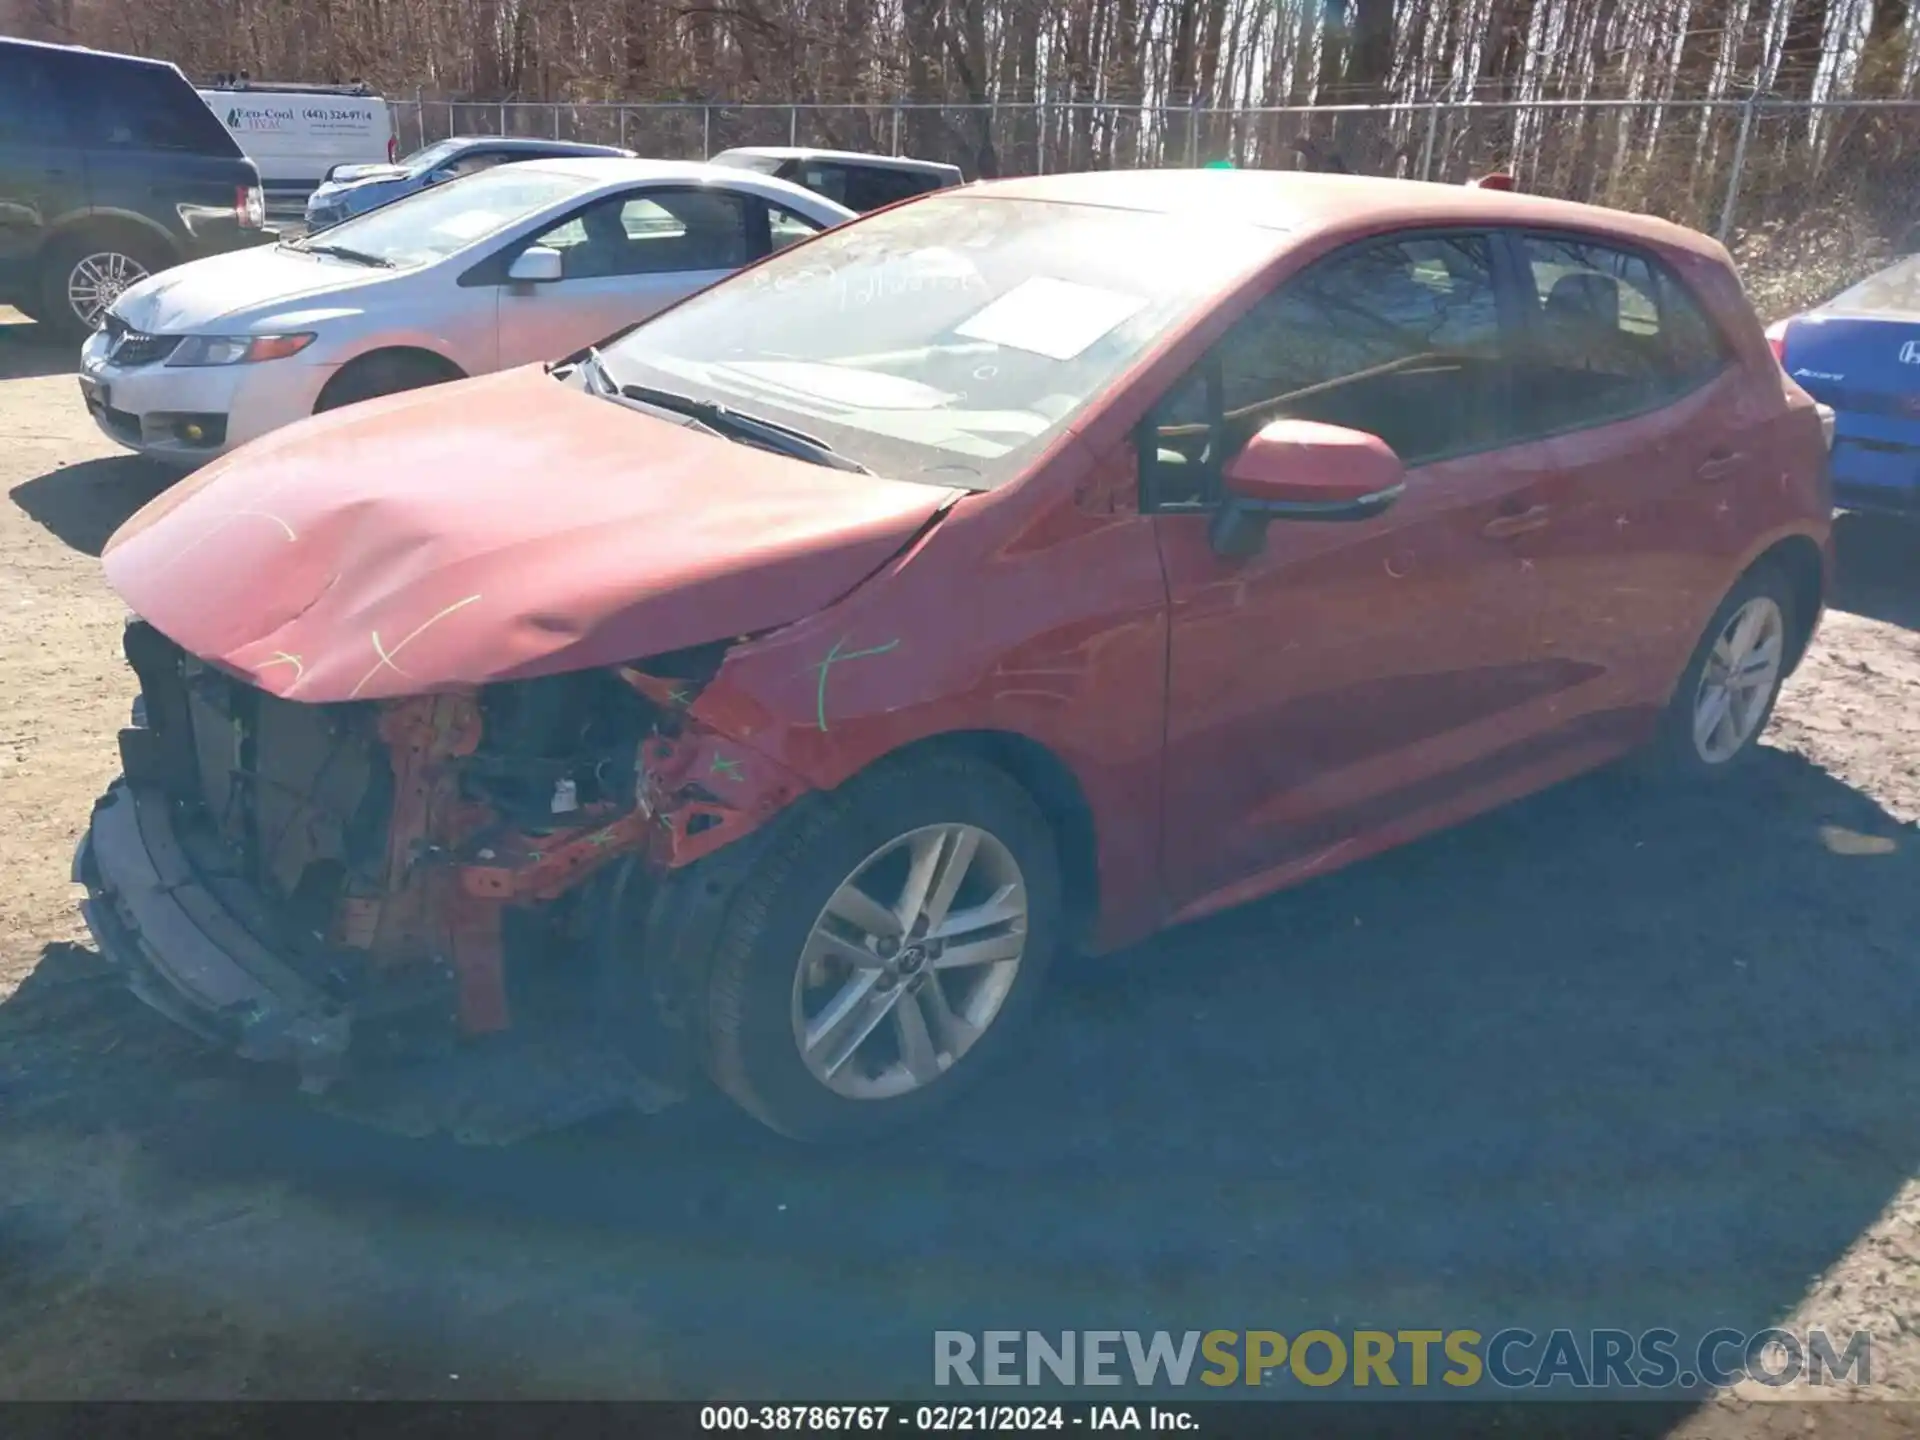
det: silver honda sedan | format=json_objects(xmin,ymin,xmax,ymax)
[{"xmin": 77, "ymin": 158, "xmax": 856, "ymax": 464}]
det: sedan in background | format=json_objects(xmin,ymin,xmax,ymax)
[
  {"xmin": 77, "ymin": 157, "xmax": 855, "ymax": 463},
  {"xmin": 303, "ymin": 135, "xmax": 636, "ymax": 232},
  {"xmin": 709, "ymin": 146, "xmax": 963, "ymax": 211},
  {"xmin": 1768, "ymin": 254, "xmax": 1920, "ymax": 519}
]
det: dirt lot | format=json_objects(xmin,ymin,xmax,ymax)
[{"xmin": 2, "ymin": 309, "xmax": 1919, "ymax": 1427}]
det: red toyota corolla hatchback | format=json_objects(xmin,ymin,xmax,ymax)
[{"xmin": 79, "ymin": 170, "xmax": 1833, "ymax": 1142}]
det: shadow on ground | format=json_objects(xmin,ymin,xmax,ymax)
[
  {"xmin": 9, "ymin": 456, "xmax": 175, "ymax": 557},
  {"xmin": 3, "ymin": 749, "xmax": 1916, "ymax": 1406},
  {"xmin": 0, "ymin": 316, "xmax": 74, "ymax": 382},
  {"xmin": 1832, "ymin": 511, "xmax": 1920, "ymax": 631}
]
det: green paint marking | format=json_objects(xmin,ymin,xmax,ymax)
[
  {"xmin": 587, "ymin": 828, "xmax": 620, "ymax": 848},
  {"xmin": 710, "ymin": 754, "xmax": 744, "ymax": 782},
  {"xmin": 811, "ymin": 635, "xmax": 901, "ymax": 732},
  {"xmin": 668, "ymin": 686, "xmax": 692, "ymax": 706},
  {"xmin": 526, "ymin": 851, "xmax": 544, "ymax": 863}
]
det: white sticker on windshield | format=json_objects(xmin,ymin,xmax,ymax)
[{"xmin": 954, "ymin": 277, "xmax": 1150, "ymax": 361}]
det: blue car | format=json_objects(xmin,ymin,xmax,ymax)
[
  {"xmin": 303, "ymin": 135, "xmax": 634, "ymax": 232},
  {"xmin": 1770, "ymin": 255, "xmax": 1920, "ymax": 518}
]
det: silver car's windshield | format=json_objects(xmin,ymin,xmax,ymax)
[
  {"xmin": 601, "ymin": 194, "xmax": 1280, "ymax": 489},
  {"xmin": 293, "ymin": 168, "xmax": 589, "ymax": 269},
  {"xmin": 400, "ymin": 139, "xmax": 465, "ymax": 175}
]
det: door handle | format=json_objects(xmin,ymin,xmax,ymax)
[
  {"xmin": 1695, "ymin": 450, "xmax": 1745, "ymax": 482},
  {"xmin": 1482, "ymin": 504, "xmax": 1552, "ymax": 539}
]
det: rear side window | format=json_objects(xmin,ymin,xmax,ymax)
[
  {"xmin": 792, "ymin": 162, "xmax": 937, "ymax": 212},
  {"xmin": 1514, "ymin": 234, "xmax": 1731, "ymax": 435},
  {"xmin": 841, "ymin": 166, "xmax": 940, "ymax": 212},
  {"xmin": 0, "ymin": 46, "xmax": 69, "ymax": 145},
  {"xmin": 68, "ymin": 56, "xmax": 238, "ymax": 155}
]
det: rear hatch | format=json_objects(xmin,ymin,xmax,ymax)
[{"xmin": 1784, "ymin": 274, "xmax": 1920, "ymax": 513}]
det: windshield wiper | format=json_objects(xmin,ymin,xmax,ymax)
[
  {"xmin": 615, "ymin": 381, "xmax": 873, "ymax": 475},
  {"xmin": 300, "ymin": 242, "xmax": 395, "ymax": 268}
]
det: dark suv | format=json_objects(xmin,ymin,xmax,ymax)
[{"xmin": 0, "ymin": 38, "xmax": 271, "ymax": 340}]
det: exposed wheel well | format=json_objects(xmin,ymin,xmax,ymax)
[
  {"xmin": 1751, "ymin": 535, "xmax": 1825, "ymax": 674},
  {"xmin": 315, "ymin": 346, "xmax": 466, "ymax": 411},
  {"xmin": 885, "ymin": 730, "xmax": 1101, "ymax": 954}
]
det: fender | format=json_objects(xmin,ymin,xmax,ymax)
[{"xmin": 653, "ymin": 434, "xmax": 1176, "ymax": 952}]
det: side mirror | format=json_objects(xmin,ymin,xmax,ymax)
[
  {"xmin": 1209, "ymin": 418, "xmax": 1406, "ymax": 558},
  {"xmin": 507, "ymin": 246, "xmax": 564, "ymax": 284},
  {"xmin": 426, "ymin": 167, "xmax": 455, "ymax": 185}
]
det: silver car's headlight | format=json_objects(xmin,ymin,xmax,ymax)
[{"xmin": 167, "ymin": 334, "xmax": 317, "ymax": 367}]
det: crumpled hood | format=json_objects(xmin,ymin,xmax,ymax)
[
  {"xmin": 102, "ymin": 366, "xmax": 961, "ymax": 703},
  {"xmin": 110, "ymin": 245, "xmax": 383, "ymax": 333}
]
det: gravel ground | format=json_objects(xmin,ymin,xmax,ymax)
[{"xmin": 2, "ymin": 308, "xmax": 1919, "ymax": 1431}]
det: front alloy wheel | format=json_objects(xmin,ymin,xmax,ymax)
[
  {"xmin": 795, "ymin": 823, "xmax": 1029, "ymax": 1101},
  {"xmin": 703, "ymin": 752, "xmax": 1061, "ymax": 1142}
]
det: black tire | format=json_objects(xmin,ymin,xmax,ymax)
[
  {"xmin": 1639, "ymin": 561, "xmax": 1798, "ymax": 782},
  {"xmin": 314, "ymin": 350, "xmax": 459, "ymax": 413},
  {"xmin": 39, "ymin": 232, "xmax": 170, "ymax": 342},
  {"xmin": 703, "ymin": 751, "xmax": 1062, "ymax": 1143}
]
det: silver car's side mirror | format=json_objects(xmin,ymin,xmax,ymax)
[{"xmin": 507, "ymin": 246, "xmax": 564, "ymax": 284}]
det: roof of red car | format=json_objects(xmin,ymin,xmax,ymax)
[{"xmin": 970, "ymin": 168, "xmax": 1723, "ymax": 259}]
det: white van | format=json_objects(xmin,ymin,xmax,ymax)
[{"xmin": 195, "ymin": 77, "xmax": 395, "ymax": 207}]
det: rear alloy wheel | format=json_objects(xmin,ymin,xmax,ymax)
[
  {"xmin": 704, "ymin": 754, "xmax": 1060, "ymax": 1142},
  {"xmin": 1643, "ymin": 563, "xmax": 1797, "ymax": 780},
  {"xmin": 1691, "ymin": 595, "xmax": 1787, "ymax": 764}
]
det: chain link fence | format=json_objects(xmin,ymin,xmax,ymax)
[{"xmin": 389, "ymin": 95, "xmax": 1920, "ymax": 310}]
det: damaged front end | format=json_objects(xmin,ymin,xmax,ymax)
[{"xmin": 75, "ymin": 619, "xmax": 807, "ymax": 1132}]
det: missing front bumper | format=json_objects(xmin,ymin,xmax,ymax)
[
  {"xmin": 74, "ymin": 779, "xmax": 689, "ymax": 1139},
  {"xmin": 75, "ymin": 781, "xmax": 359, "ymax": 1089}
]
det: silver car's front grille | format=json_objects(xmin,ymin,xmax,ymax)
[{"xmin": 102, "ymin": 315, "xmax": 180, "ymax": 368}]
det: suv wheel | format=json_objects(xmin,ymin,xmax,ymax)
[{"xmin": 40, "ymin": 235, "xmax": 164, "ymax": 341}]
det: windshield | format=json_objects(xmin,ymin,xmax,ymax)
[
  {"xmin": 400, "ymin": 139, "xmax": 465, "ymax": 175},
  {"xmin": 292, "ymin": 167, "xmax": 588, "ymax": 269},
  {"xmin": 1828, "ymin": 255, "xmax": 1920, "ymax": 317},
  {"xmin": 601, "ymin": 195, "xmax": 1280, "ymax": 488}
]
